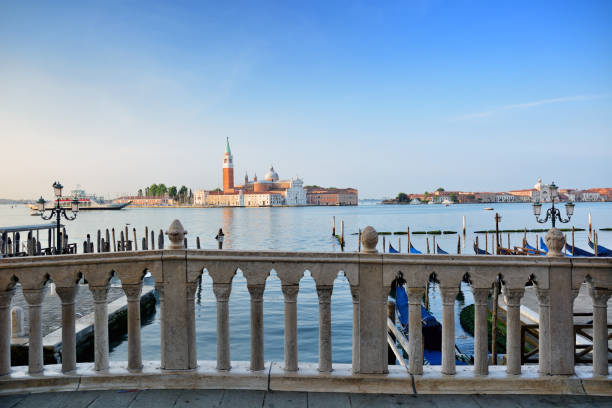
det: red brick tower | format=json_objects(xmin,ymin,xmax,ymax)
[{"xmin": 223, "ymin": 137, "xmax": 234, "ymax": 192}]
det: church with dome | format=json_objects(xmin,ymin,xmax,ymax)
[{"xmin": 194, "ymin": 138, "xmax": 307, "ymax": 207}]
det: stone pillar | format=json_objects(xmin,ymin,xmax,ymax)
[
  {"xmin": 22, "ymin": 288, "xmax": 46, "ymax": 373},
  {"xmin": 502, "ymin": 287, "xmax": 524, "ymax": 375},
  {"xmin": 471, "ymin": 287, "xmax": 489, "ymax": 375},
  {"xmin": 350, "ymin": 285, "xmax": 359, "ymax": 374},
  {"xmin": 123, "ymin": 282, "xmax": 143, "ymax": 371},
  {"xmin": 546, "ymin": 229, "xmax": 574, "ymax": 375},
  {"xmin": 407, "ymin": 287, "xmax": 425, "ymax": 375},
  {"xmin": 247, "ymin": 284, "xmax": 265, "ymax": 371},
  {"xmin": 90, "ymin": 284, "xmax": 110, "ymax": 371},
  {"xmin": 358, "ymin": 226, "xmax": 386, "ymax": 374},
  {"xmin": 317, "ymin": 285, "xmax": 333, "ymax": 372},
  {"xmin": 0, "ymin": 289, "xmax": 15, "ymax": 376},
  {"xmin": 186, "ymin": 281, "xmax": 198, "ymax": 369},
  {"xmin": 154, "ymin": 283, "xmax": 166, "ymax": 369},
  {"xmin": 213, "ymin": 283, "xmax": 232, "ymax": 371},
  {"xmin": 589, "ymin": 288, "xmax": 611, "ymax": 376},
  {"xmin": 281, "ymin": 284, "xmax": 299, "ymax": 371},
  {"xmin": 56, "ymin": 285, "xmax": 79, "ymax": 373},
  {"xmin": 441, "ymin": 286, "xmax": 458, "ymax": 375},
  {"xmin": 536, "ymin": 288, "xmax": 551, "ymax": 374}
]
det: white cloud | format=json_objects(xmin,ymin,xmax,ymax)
[{"xmin": 452, "ymin": 94, "xmax": 608, "ymax": 121}]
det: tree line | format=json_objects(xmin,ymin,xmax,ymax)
[{"xmin": 138, "ymin": 184, "xmax": 194, "ymax": 204}]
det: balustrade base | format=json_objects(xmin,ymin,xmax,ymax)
[{"xmin": 0, "ymin": 362, "xmax": 609, "ymax": 397}]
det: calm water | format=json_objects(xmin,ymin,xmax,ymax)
[{"xmin": 2, "ymin": 202, "xmax": 611, "ymax": 363}]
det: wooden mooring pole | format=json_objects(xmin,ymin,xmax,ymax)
[
  {"xmin": 457, "ymin": 235, "xmax": 461, "ymax": 254},
  {"xmin": 572, "ymin": 226, "xmax": 575, "ymax": 256},
  {"xmin": 407, "ymin": 227, "xmax": 410, "ymax": 253},
  {"xmin": 332, "ymin": 216, "xmax": 335, "ymax": 236}
]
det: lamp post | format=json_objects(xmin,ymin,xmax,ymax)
[
  {"xmin": 532, "ymin": 182, "xmax": 575, "ymax": 256},
  {"xmin": 37, "ymin": 181, "xmax": 79, "ymax": 254},
  {"xmin": 532, "ymin": 182, "xmax": 575, "ymax": 228}
]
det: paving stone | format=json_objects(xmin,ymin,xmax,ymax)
[
  {"xmin": 11, "ymin": 391, "xmax": 101, "ymax": 408},
  {"xmin": 263, "ymin": 390, "xmax": 307, "ymax": 407},
  {"xmin": 129, "ymin": 389, "xmax": 184, "ymax": 408},
  {"xmin": 0, "ymin": 393, "xmax": 27, "ymax": 408},
  {"xmin": 307, "ymin": 392, "xmax": 351, "ymax": 408},
  {"xmin": 87, "ymin": 390, "xmax": 140, "ymax": 408},
  {"xmin": 220, "ymin": 389, "xmax": 265, "ymax": 407},
  {"xmin": 173, "ymin": 389, "xmax": 224, "ymax": 408}
]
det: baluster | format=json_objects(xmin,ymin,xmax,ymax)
[
  {"xmin": 0, "ymin": 289, "xmax": 15, "ymax": 376},
  {"xmin": 155, "ymin": 283, "xmax": 166, "ymax": 369},
  {"xmin": 22, "ymin": 287, "xmax": 46, "ymax": 373},
  {"xmin": 247, "ymin": 284, "xmax": 265, "ymax": 371},
  {"xmin": 316, "ymin": 285, "xmax": 333, "ymax": 372},
  {"xmin": 90, "ymin": 284, "xmax": 110, "ymax": 370},
  {"xmin": 186, "ymin": 281, "xmax": 198, "ymax": 368},
  {"xmin": 471, "ymin": 287, "xmax": 489, "ymax": 375},
  {"xmin": 350, "ymin": 285, "xmax": 359, "ymax": 374},
  {"xmin": 213, "ymin": 283, "xmax": 232, "ymax": 370},
  {"xmin": 589, "ymin": 287, "xmax": 611, "ymax": 376},
  {"xmin": 281, "ymin": 284, "xmax": 299, "ymax": 371},
  {"xmin": 56, "ymin": 286, "xmax": 79, "ymax": 372},
  {"xmin": 536, "ymin": 288, "xmax": 551, "ymax": 374},
  {"xmin": 440, "ymin": 286, "xmax": 459, "ymax": 375},
  {"xmin": 502, "ymin": 286, "xmax": 524, "ymax": 375},
  {"xmin": 407, "ymin": 287, "xmax": 425, "ymax": 375},
  {"xmin": 122, "ymin": 282, "xmax": 143, "ymax": 371}
]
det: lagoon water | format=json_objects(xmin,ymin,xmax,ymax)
[{"xmin": 2, "ymin": 202, "xmax": 611, "ymax": 364}]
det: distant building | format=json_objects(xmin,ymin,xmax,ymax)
[
  {"xmin": 114, "ymin": 194, "xmax": 171, "ymax": 206},
  {"xmin": 508, "ymin": 189, "xmax": 537, "ymax": 202}
]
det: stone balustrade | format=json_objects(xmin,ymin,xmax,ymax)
[{"xmin": 0, "ymin": 220, "xmax": 610, "ymax": 396}]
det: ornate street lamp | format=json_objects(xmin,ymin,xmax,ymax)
[
  {"xmin": 38, "ymin": 181, "xmax": 79, "ymax": 254},
  {"xmin": 532, "ymin": 182, "xmax": 574, "ymax": 228}
]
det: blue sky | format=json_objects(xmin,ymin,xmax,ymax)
[{"xmin": 1, "ymin": 1, "xmax": 610, "ymax": 198}]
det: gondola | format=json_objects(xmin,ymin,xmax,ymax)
[
  {"xmin": 394, "ymin": 285, "xmax": 468, "ymax": 365},
  {"xmin": 539, "ymin": 237, "xmax": 549, "ymax": 253},
  {"xmin": 565, "ymin": 242, "xmax": 595, "ymax": 257},
  {"xmin": 409, "ymin": 242, "xmax": 422, "ymax": 254},
  {"xmin": 588, "ymin": 237, "xmax": 612, "ymax": 257},
  {"xmin": 436, "ymin": 244, "xmax": 448, "ymax": 254},
  {"xmin": 473, "ymin": 241, "xmax": 490, "ymax": 255},
  {"xmin": 389, "ymin": 244, "xmax": 399, "ymax": 253}
]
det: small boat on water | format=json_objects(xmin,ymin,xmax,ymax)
[
  {"xmin": 436, "ymin": 244, "xmax": 448, "ymax": 254},
  {"xmin": 484, "ymin": 207, "xmax": 494, "ymax": 211},
  {"xmin": 394, "ymin": 285, "xmax": 469, "ymax": 365},
  {"xmin": 588, "ymin": 237, "xmax": 612, "ymax": 257},
  {"xmin": 409, "ymin": 242, "xmax": 422, "ymax": 254},
  {"xmin": 565, "ymin": 242, "xmax": 595, "ymax": 257},
  {"xmin": 473, "ymin": 241, "xmax": 491, "ymax": 255},
  {"xmin": 389, "ymin": 244, "xmax": 399, "ymax": 253}
]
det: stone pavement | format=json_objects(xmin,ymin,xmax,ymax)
[{"xmin": 1, "ymin": 389, "xmax": 611, "ymax": 407}]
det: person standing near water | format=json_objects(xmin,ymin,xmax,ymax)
[{"xmin": 215, "ymin": 228, "xmax": 224, "ymax": 249}]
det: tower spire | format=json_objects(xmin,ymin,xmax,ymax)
[{"xmin": 225, "ymin": 137, "xmax": 231, "ymax": 155}]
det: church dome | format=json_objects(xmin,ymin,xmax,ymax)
[{"xmin": 264, "ymin": 166, "xmax": 279, "ymax": 182}]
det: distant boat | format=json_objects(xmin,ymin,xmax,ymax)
[
  {"xmin": 27, "ymin": 187, "xmax": 130, "ymax": 211},
  {"xmin": 588, "ymin": 237, "xmax": 612, "ymax": 257},
  {"xmin": 436, "ymin": 244, "xmax": 448, "ymax": 254}
]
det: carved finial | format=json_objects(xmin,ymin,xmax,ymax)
[
  {"xmin": 165, "ymin": 219, "xmax": 187, "ymax": 250},
  {"xmin": 545, "ymin": 227, "xmax": 565, "ymax": 257},
  {"xmin": 361, "ymin": 226, "xmax": 378, "ymax": 253}
]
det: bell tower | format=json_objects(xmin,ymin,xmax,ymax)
[{"xmin": 223, "ymin": 137, "xmax": 234, "ymax": 192}]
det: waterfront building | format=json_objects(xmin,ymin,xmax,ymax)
[
  {"xmin": 114, "ymin": 194, "xmax": 172, "ymax": 206},
  {"xmin": 306, "ymin": 187, "xmax": 358, "ymax": 206}
]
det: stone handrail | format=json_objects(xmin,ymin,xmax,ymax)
[{"xmin": 0, "ymin": 220, "xmax": 610, "ymax": 396}]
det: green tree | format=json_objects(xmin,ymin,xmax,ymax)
[
  {"xmin": 158, "ymin": 184, "xmax": 168, "ymax": 196},
  {"xmin": 450, "ymin": 193, "xmax": 458, "ymax": 203},
  {"xmin": 137, "ymin": 189, "xmax": 143, "ymax": 197},
  {"xmin": 149, "ymin": 184, "xmax": 158, "ymax": 196},
  {"xmin": 168, "ymin": 186, "xmax": 177, "ymax": 199},
  {"xmin": 179, "ymin": 185, "xmax": 188, "ymax": 203},
  {"xmin": 436, "ymin": 187, "xmax": 445, "ymax": 192},
  {"xmin": 397, "ymin": 192, "xmax": 409, "ymax": 203}
]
